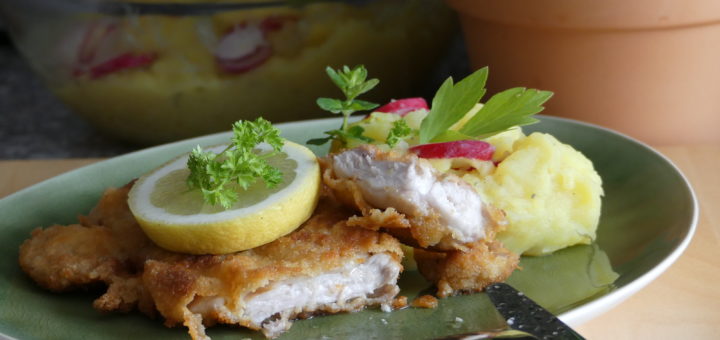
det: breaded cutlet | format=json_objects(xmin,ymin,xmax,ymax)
[
  {"xmin": 321, "ymin": 145, "xmax": 519, "ymax": 295},
  {"xmin": 19, "ymin": 183, "xmax": 403, "ymax": 339}
]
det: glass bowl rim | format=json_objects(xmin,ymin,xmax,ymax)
[{"xmin": 6, "ymin": 0, "xmax": 373, "ymax": 17}]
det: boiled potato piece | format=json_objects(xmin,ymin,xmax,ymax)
[
  {"xmin": 342, "ymin": 110, "xmax": 428, "ymax": 150},
  {"xmin": 484, "ymin": 127, "xmax": 524, "ymax": 162},
  {"xmin": 466, "ymin": 132, "xmax": 603, "ymax": 256}
]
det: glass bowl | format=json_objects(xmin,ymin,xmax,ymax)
[{"xmin": 1, "ymin": 0, "xmax": 456, "ymax": 144}]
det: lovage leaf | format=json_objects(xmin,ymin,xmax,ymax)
[
  {"xmin": 419, "ymin": 67, "xmax": 488, "ymax": 143},
  {"xmin": 460, "ymin": 88, "xmax": 553, "ymax": 138}
]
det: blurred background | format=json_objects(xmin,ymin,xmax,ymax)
[
  {"xmin": 0, "ymin": 0, "xmax": 469, "ymax": 159},
  {"xmin": 1, "ymin": 30, "xmax": 139, "ymax": 158},
  {"xmin": 3, "ymin": 0, "xmax": 718, "ymax": 159}
]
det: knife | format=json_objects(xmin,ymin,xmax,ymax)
[
  {"xmin": 485, "ymin": 283, "xmax": 585, "ymax": 340},
  {"xmin": 436, "ymin": 283, "xmax": 585, "ymax": 340}
]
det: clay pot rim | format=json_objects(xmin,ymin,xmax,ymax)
[{"xmin": 446, "ymin": 0, "xmax": 720, "ymax": 30}]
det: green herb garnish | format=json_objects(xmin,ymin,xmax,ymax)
[
  {"xmin": 187, "ymin": 118, "xmax": 285, "ymax": 209},
  {"xmin": 459, "ymin": 87, "xmax": 553, "ymax": 139},
  {"xmin": 419, "ymin": 67, "xmax": 488, "ymax": 144},
  {"xmin": 308, "ymin": 65, "xmax": 552, "ymax": 148},
  {"xmin": 420, "ymin": 67, "xmax": 553, "ymax": 143},
  {"xmin": 386, "ymin": 119, "xmax": 414, "ymax": 148},
  {"xmin": 306, "ymin": 65, "xmax": 379, "ymax": 146}
]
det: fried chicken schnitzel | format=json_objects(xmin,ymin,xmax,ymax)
[
  {"xmin": 321, "ymin": 145, "xmax": 519, "ymax": 295},
  {"xmin": 321, "ymin": 145, "xmax": 507, "ymax": 251},
  {"xmin": 20, "ymin": 145, "xmax": 521, "ymax": 338},
  {"xmin": 19, "ymin": 183, "xmax": 403, "ymax": 339},
  {"xmin": 414, "ymin": 240, "xmax": 519, "ymax": 298}
]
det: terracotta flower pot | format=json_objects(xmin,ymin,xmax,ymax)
[{"xmin": 447, "ymin": 0, "xmax": 720, "ymax": 145}]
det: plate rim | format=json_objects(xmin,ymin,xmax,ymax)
[{"xmin": 542, "ymin": 117, "xmax": 700, "ymax": 326}]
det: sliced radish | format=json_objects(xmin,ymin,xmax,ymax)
[
  {"xmin": 215, "ymin": 24, "xmax": 272, "ymax": 74},
  {"xmin": 89, "ymin": 53, "xmax": 157, "ymax": 79},
  {"xmin": 215, "ymin": 24, "xmax": 266, "ymax": 60},
  {"xmin": 77, "ymin": 21, "xmax": 120, "ymax": 66},
  {"xmin": 57, "ymin": 25, "xmax": 96, "ymax": 71},
  {"xmin": 216, "ymin": 44, "xmax": 273, "ymax": 74},
  {"xmin": 67, "ymin": 20, "xmax": 158, "ymax": 78},
  {"xmin": 409, "ymin": 140, "xmax": 495, "ymax": 161},
  {"xmin": 260, "ymin": 15, "xmax": 297, "ymax": 32},
  {"xmin": 214, "ymin": 16, "xmax": 296, "ymax": 74},
  {"xmin": 376, "ymin": 97, "xmax": 429, "ymax": 116}
]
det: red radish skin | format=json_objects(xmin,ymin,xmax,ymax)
[
  {"xmin": 216, "ymin": 44, "xmax": 273, "ymax": 74},
  {"xmin": 89, "ymin": 53, "xmax": 157, "ymax": 79},
  {"xmin": 375, "ymin": 97, "xmax": 429, "ymax": 116},
  {"xmin": 77, "ymin": 21, "xmax": 119, "ymax": 65},
  {"xmin": 71, "ymin": 21, "xmax": 159, "ymax": 78},
  {"xmin": 260, "ymin": 16, "xmax": 297, "ymax": 32},
  {"xmin": 410, "ymin": 140, "xmax": 495, "ymax": 161},
  {"xmin": 72, "ymin": 15, "xmax": 294, "ymax": 78},
  {"xmin": 216, "ymin": 16, "xmax": 295, "ymax": 74}
]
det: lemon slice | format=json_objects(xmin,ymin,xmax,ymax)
[{"xmin": 128, "ymin": 141, "xmax": 320, "ymax": 255}]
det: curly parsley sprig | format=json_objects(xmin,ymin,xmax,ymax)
[
  {"xmin": 386, "ymin": 119, "xmax": 414, "ymax": 148},
  {"xmin": 306, "ymin": 65, "xmax": 379, "ymax": 147},
  {"xmin": 186, "ymin": 118, "xmax": 285, "ymax": 209}
]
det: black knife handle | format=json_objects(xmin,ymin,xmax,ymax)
[{"xmin": 485, "ymin": 283, "xmax": 585, "ymax": 340}]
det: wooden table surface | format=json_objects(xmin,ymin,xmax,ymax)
[{"xmin": 1, "ymin": 145, "xmax": 719, "ymax": 339}]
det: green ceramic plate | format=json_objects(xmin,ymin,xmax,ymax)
[{"xmin": 0, "ymin": 116, "xmax": 697, "ymax": 340}]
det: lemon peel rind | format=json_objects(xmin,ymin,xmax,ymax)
[{"xmin": 136, "ymin": 172, "xmax": 320, "ymax": 254}]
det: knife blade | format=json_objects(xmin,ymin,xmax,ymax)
[{"xmin": 485, "ymin": 283, "xmax": 585, "ymax": 340}]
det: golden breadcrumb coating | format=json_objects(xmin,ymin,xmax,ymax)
[
  {"xmin": 392, "ymin": 295, "xmax": 409, "ymax": 310},
  {"xmin": 19, "ymin": 183, "xmax": 403, "ymax": 339},
  {"xmin": 321, "ymin": 145, "xmax": 508, "ymax": 251},
  {"xmin": 411, "ymin": 295, "xmax": 439, "ymax": 309},
  {"xmin": 321, "ymin": 145, "xmax": 519, "ymax": 296},
  {"xmin": 414, "ymin": 240, "xmax": 519, "ymax": 298}
]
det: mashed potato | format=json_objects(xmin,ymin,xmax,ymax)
[{"xmin": 464, "ymin": 132, "xmax": 603, "ymax": 256}]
